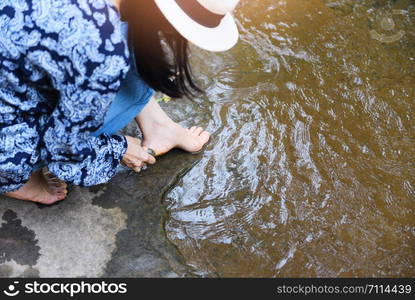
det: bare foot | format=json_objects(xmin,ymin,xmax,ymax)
[
  {"xmin": 136, "ymin": 98, "xmax": 210, "ymax": 156},
  {"xmin": 5, "ymin": 169, "xmax": 68, "ymax": 205},
  {"xmin": 141, "ymin": 121, "xmax": 210, "ymax": 156}
]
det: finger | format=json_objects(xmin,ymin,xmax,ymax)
[
  {"xmin": 133, "ymin": 166, "xmax": 142, "ymax": 173},
  {"xmin": 144, "ymin": 153, "xmax": 156, "ymax": 164},
  {"xmin": 141, "ymin": 146, "xmax": 156, "ymax": 158},
  {"xmin": 132, "ymin": 161, "xmax": 143, "ymax": 168},
  {"xmin": 138, "ymin": 151, "xmax": 155, "ymax": 164},
  {"xmin": 147, "ymin": 148, "xmax": 156, "ymax": 157},
  {"xmin": 190, "ymin": 126, "xmax": 197, "ymax": 132}
]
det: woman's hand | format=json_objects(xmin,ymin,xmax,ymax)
[{"xmin": 122, "ymin": 136, "xmax": 156, "ymax": 172}]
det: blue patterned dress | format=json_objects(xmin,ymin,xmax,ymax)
[{"xmin": 0, "ymin": 0, "xmax": 131, "ymax": 193}]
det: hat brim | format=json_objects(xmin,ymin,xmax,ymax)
[{"xmin": 154, "ymin": 0, "xmax": 239, "ymax": 52}]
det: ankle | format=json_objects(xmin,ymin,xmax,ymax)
[{"xmin": 137, "ymin": 115, "xmax": 177, "ymax": 131}]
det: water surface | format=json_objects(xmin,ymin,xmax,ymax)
[{"xmin": 164, "ymin": 0, "xmax": 415, "ymax": 277}]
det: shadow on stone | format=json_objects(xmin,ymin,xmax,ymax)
[
  {"xmin": 93, "ymin": 149, "xmax": 202, "ymax": 277},
  {"xmin": 0, "ymin": 210, "xmax": 40, "ymax": 266},
  {"xmin": 0, "ymin": 147, "xmax": 202, "ymax": 277}
]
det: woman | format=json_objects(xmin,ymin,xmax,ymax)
[{"xmin": 0, "ymin": 0, "xmax": 239, "ymax": 204}]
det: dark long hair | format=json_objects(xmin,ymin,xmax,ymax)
[{"xmin": 119, "ymin": 0, "xmax": 202, "ymax": 98}]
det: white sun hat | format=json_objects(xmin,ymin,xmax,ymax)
[{"xmin": 154, "ymin": 0, "xmax": 240, "ymax": 52}]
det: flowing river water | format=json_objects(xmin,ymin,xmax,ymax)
[{"xmin": 163, "ymin": 0, "xmax": 415, "ymax": 277}]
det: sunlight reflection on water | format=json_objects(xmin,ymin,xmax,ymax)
[{"xmin": 165, "ymin": 0, "xmax": 415, "ymax": 277}]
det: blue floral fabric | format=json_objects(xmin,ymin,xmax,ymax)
[{"xmin": 0, "ymin": 0, "xmax": 131, "ymax": 193}]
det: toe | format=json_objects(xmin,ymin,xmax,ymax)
[
  {"xmin": 57, "ymin": 194, "xmax": 66, "ymax": 201},
  {"xmin": 52, "ymin": 187, "xmax": 66, "ymax": 195},
  {"xmin": 193, "ymin": 127, "xmax": 204, "ymax": 135},
  {"xmin": 60, "ymin": 182, "xmax": 68, "ymax": 189},
  {"xmin": 44, "ymin": 173, "xmax": 67, "ymax": 189},
  {"xmin": 55, "ymin": 193, "xmax": 68, "ymax": 201},
  {"xmin": 58, "ymin": 190, "xmax": 68, "ymax": 196},
  {"xmin": 41, "ymin": 194, "xmax": 65, "ymax": 205},
  {"xmin": 52, "ymin": 182, "xmax": 67, "ymax": 191},
  {"xmin": 200, "ymin": 131, "xmax": 210, "ymax": 143}
]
